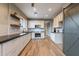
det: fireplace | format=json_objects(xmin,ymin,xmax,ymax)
[{"xmin": 35, "ymin": 33, "xmax": 41, "ymax": 37}]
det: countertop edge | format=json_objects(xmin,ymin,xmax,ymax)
[{"xmin": 0, "ymin": 32, "xmax": 31, "ymax": 44}]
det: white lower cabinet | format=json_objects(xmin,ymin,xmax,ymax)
[
  {"xmin": 2, "ymin": 33, "xmax": 31, "ymax": 56},
  {"xmin": 50, "ymin": 33, "xmax": 63, "ymax": 44},
  {"xmin": 0, "ymin": 44, "xmax": 1, "ymax": 56}
]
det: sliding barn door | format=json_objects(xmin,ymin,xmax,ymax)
[{"xmin": 63, "ymin": 4, "xmax": 79, "ymax": 56}]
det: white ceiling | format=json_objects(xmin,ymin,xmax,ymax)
[{"xmin": 15, "ymin": 3, "xmax": 70, "ymax": 19}]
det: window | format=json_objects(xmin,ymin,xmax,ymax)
[{"xmin": 20, "ymin": 18, "xmax": 27, "ymax": 32}]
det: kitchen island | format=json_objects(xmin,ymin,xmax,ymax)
[{"xmin": 0, "ymin": 32, "xmax": 32, "ymax": 56}]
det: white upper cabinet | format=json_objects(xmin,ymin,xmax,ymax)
[{"xmin": 28, "ymin": 20, "xmax": 44, "ymax": 28}]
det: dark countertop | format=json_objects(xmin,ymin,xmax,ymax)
[
  {"xmin": 0, "ymin": 32, "xmax": 30, "ymax": 43},
  {"xmin": 51, "ymin": 32, "xmax": 63, "ymax": 33}
]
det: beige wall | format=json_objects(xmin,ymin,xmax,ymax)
[
  {"xmin": 0, "ymin": 4, "xmax": 8, "ymax": 36},
  {"xmin": 0, "ymin": 3, "xmax": 28, "ymax": 36}
]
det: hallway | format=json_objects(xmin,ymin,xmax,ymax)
[{"xmin": 19, "ymin": 37, "xmax": 64, "ymax": 56}]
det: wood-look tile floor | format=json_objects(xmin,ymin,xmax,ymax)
[{"xmin": 20, "ymin": 37, "xmax": 65, "ymax": 56}]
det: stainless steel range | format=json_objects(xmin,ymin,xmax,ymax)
[
  {"xmin": 35, "ymin": 33, "xmax": 41, "ymax": 37},
  {"xmin": 28, "ymin": 25, "xmax": 45, "ymax": 39}
]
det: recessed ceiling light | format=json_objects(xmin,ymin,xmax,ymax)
[
  {"xmin": 33, "ymin": 7, "xmax": 37, "ymax": 11},
  {"xmin": 48, "ymin": 8, "xmax": 52, "ymax": 12}
]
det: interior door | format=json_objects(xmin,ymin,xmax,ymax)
[{"xmin": 63, "ymin": 4, "xmax": 79, "ymax": 56}]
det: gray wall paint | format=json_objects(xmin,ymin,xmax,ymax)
[{"xmin": 63, "ymin": 4, "xmax": 79, "ymax": 56}]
